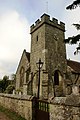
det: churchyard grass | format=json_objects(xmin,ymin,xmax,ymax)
[{"xmin": 0, "ymin": 105, "xmax": 26, "ymax": 120}]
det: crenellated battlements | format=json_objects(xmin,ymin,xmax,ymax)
[{"xmin": 30, "ymin": 13, "xmax": 65, "ymax": 33}]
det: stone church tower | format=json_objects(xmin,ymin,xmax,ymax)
[
  {"xmin": 16, "ymin": 13, "xmax": 80, "ymax": 99},
  {"xmin": 30, "ymin": 14, "xmax": 67, "ymax": 99}
]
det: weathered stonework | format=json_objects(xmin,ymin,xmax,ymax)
[
  {"xmin": 49, "ymin": 95, "xmax": 80, "ymax": 120},
  {"xmin": 30, "ymin": 14, "xmax": 66, "ymax": 98},
  {"xmin": 0, "ymin": 93, "xmax": 33, "ymax": 120},
  {"xmin": 0, "ymin": 93, "xmax": 80, "ymax": 120},
  {"xmin": 16, "ymin": 49, "xmax": 30, "ymax": 94},
  {"xmin": 14, "ymin": 13, "xmax": 80, "ymax": 120},
  {"xmin": 16, "ymin": 13, "xmax": 80, "ymax": 99}
]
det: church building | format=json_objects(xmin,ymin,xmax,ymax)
[{"xmin": 16, "ymin": 14, "xmax": 80, "ymax": 99}]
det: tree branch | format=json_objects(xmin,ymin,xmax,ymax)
[
  {"xmin": 73, "ymin": 23, "xmax": 80, "ymax": 30},
  {"xmin": 66, "ymin": 0, "xmax": 80, "ymax": 10},
  {"xmin": 65, "ymin": 34, "xmax": 80, "ymax": 44}
]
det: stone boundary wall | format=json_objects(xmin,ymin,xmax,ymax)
[
  {"xmin": 0, "ymin": 93, "xmax": 33, "ymax": 120},
  {"xmin": 49, "ymin": 94, "xmax": 80, "ymax": 120},
  {"xmin": 0, "ymin": 93, "xmax": 80, "ymax": 120}
]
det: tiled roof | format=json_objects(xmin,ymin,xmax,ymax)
[{"xmin": 67, "ymin": 60, "xmax": 80, "ymax": 73}]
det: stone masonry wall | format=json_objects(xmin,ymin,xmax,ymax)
[
  {"xmin": 49, "ymin": 95, "xmax": 80, "ymax": 120},
  {"xmin": 30, "ymin": 14, "xmax": 67, "ymax": 98},
  {"xmin": 0, "ymin": 93, "xmax": 32, "ymax": 120},
  {"xmin": 0, "ymin": 93, "xmax": 79, "ymax": 120},
  {"xmin": 16, "ymin": 50, "xmax": 30, "ymax": 91}
]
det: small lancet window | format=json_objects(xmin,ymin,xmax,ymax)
[
  {"xmin": 36, "ymin": 35, "xmax": 38, "ymax": 42},
  {"xmin": 54, "ymin": 70, "xmax": 59, "ymax": 85}
]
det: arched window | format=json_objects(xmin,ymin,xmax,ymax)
[
  {"xmin": 20, "ymin": 67, "xmax": 25, "ymax": 87},
  {"xmin": 54, "ymin": 70, "xmax": 59, "ymax": 85}
]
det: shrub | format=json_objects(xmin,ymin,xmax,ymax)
[{"xmin": 5, "ymin": 85, "xmax": 15, "ymax": 94}]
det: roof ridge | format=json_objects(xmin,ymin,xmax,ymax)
[{"xmin": 67, "ymin": 59, "xmax": 80, "ymax": 64}]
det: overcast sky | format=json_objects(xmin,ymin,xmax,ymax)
[{"xmin": 0, "ymin": 0, "xmax": 80, "ymax": 79}]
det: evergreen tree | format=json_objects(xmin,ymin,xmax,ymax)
[
  {"xmin": 0, "ymin": 75, "xmax": 9, "ymax": 93},
  {"xmin": 66, "ymin": 0, "xmax": 80, "ymax": 10},
  {"xmin": 65, "ymin": 0, "xmax": 80, "ymax": 54}
]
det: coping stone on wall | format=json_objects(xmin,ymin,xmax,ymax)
[
  {"xmin": 49, "ymin": 95, "xmax": 80, "ymax": 107},
  {"xmin": 0, "ymin": 93, "xmax": 34, "ymax": 101},
  {"xmin": 49, "ymin": 97, "xmax": 66, "ymax": 105}
]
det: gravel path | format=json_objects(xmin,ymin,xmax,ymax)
[{"xmin": 0, "ymin": 112, "xmax": 12, "ymax": 120}]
